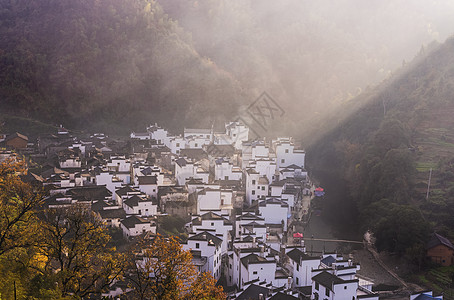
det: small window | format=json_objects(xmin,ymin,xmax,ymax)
[
  {"xmin": 296, "ymin": 264, "xmax": 299, "ymax": 271},
  {"xmin": 285, "ymin": 149, "xmax": 289, "ymax": 153},
  {"xmin": 296, "ymin": 277, "xmax": 299, "ymax": 285},
  {"xmin": 211, "ymin": 222, "xmax": 214, "ymax": 226},
  {"xmin": 196, "ymin": 243, "xmax": 199, "ymax": 249},
  {"xmin": 344, "ymin": 286, "xmax": 347, "ymax": 290},
  {"xmin": 253, "ymin": 271, "xmax": 257, "ymax": 275},
  {"xmin": 252, "ymin": 190, "xmax": 255, "ymax": 195},
  {"xmin": 261, "ymin": 186, "xmax": 265, "ymax": 190},
  {"xmin": 195, "ymin": 143, "xmax": 198, "ymax": 147},
  {"xmin": 315, "ymin": 282, "xmax": 319, "ymax": 290},
  {"xmin": 281, "ymin": 159, "xmax": 285, "ymax": 163},
  {"xmin": 325, "ymin": 289, "xmax": 330, "ymax": 297},
  {"xmin": 225, "ymin": 176, "xmax": 229, "ymax": 180},
  {"xmin": 176, "ymin": 143, "xmax": 180, "ymax": 147},
  {"xmin": 252, "ymin": 180, "xmax": 256, "ymax": 185}
]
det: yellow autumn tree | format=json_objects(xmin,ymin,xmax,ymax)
[
  {"xmin": 127, "ymin": 234, "xmax": 225, "ymax": 300},
  {"xmin": 0, "ymin": 159, "xmax": 42, "ymax": 257},
  {"xmin": 39, "ymin": 204, "xmax": 124, "ymax": 298}
]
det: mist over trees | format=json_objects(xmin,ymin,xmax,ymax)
[{"xmin": 2, "ymin": 0, "xmax": 454, "ymax": 135}]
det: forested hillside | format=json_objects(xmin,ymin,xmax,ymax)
[
  {"xmin": 2, "ymin": 0, "xmax": 454, "ymax": 136},
  {"xmin": 308, "ymin": 36, "xmax": 454, "ymax": 259},
  {"xmin": 0, "ymin": 0, "xmax": 245, "ymax": 133}
]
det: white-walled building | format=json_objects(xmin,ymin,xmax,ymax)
[
  {"xmin": 287, "ymin": 248, "xmax": 320, "ymax": 287},
  {"xmin": 122, "ymin": 194, "xmax": 157, "ymax": 217},
  {"xmin": 196, "ymin": 188, "xmax": 233, "ymax": 216},
  {"xmin": 273, "ymin": 138, "xmax": 305, "ymax": 169},
  {"xmin": 187, "ymin": 211, "xmax": 233, "ymax": 254},
  {"xmin": 258, "ymin": 198, "xmax": 289, "ymax": 231},
  {"xmin": 147, "ymin": 124, "xmax": 169, "ymax": 145},
  {"xmin": 182, "ymin": 231, "xmax": 223, "ymax": 280},
  {"xmin": 120, "ymin": 216, "xmax": 156, "ymax": 239},
  {"xmin": 175, "ymin": 158, "xmax": 209, "ymax": 185},
  {"xmin": 214, "ymin": 159, "xmax": 243, "ymax": 181}
]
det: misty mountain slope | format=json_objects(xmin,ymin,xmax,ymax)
[
  {"xmin": 307, "ymin": 36, "xmax": 454, "ymax": 254},
  {"xmin": 158, "ymin": 0, "xmax": 454, "ymax": 138},
  {"xmin": 0, "ymin": 0, "xmax": 245, "ymax": 132}
]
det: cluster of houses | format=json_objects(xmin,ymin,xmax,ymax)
[{"xmin": 0, "ymin": 123, "xmax": 445, "ymax": 300}]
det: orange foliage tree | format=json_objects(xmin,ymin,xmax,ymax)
[
  {"xmin": 127, "ymin": 234, "xmax": 225, "ymax": 300},
  {"xmin": 0, "ymin": 160, "xmax": 43, "ymax": 257}
]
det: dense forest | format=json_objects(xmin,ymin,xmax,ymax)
[
  {"xmin": 2, "ymin": 0, "xmax": 454, "ymax": 136},
  {"xmin": 308, "ymin": 36, "xmax": 454, "ymax": 263},
  {"xmin": 0, "ymin": 0, "xmax": 244, "ymax": 133}
]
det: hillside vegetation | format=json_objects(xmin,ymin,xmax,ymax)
[
  {"xmin": 0, "ymin": 0, "xmax": 244, "ymax": 133},
  {"xmin": 2, "ymin": 0, "xmax": 454, "ymax": 136},
  {"xmin": 308, "ymin": 36, "xmax": 454, "ymax": 260}
]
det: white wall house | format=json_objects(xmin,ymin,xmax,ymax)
[
  {"xmin": 225, "ymin": 121, "xmax": 249, "ymax": 150},
  {"xmin": 182, "ymin": 231, "xmax": 223, "ymax": 280},
  {"xmin": 95, "ymin": 171, "xmax": 123, "ymax": 198},
  {"xmin": 175, "ymin": 158, "xmax": 209, "ymax": 185},
  {"xmin": 196, "ymin": 188, "xmax": 233, "ymax": 215},
  {"xmin": 137, "ymin": 176, "xmax": 158, "ymax": 198},
  {"xmin": 120, "ymin": 216, "xmax": 156, "ymax": 239},
  {"xmin": 122, "ymin": 194, "xmax": 157, "ymax": 217},
  {"xmin": 311, "ymin": 271, "xmax": 359, "ymax": 300},
  {"xmin": 287, "ymin": 248, "xmax": 320, "ymax": 287},
  {"xmin": 274, "ymin": 138, "xmax": 305, "ymax": 169},
  {"xmin": 147, "ymin": 124, "xmax": 169, "ymax": 145},
  {"xmin": 183, "ymin": 128, "xmax": 213, "ymax": 141},
  {"xmin": 214, "ymin": 159, "xmax": 243, "ymax": 181},
  {"xmin": 258, "ymin": 198, "xmax": 289, "ymax": 231},
  {"xmin": 235, "ymin": 212, "xmax": 266, "ymax": 238},
  {"xmin": 168, "ymin": 136, "xmax": 186, "ymax": 155},
  {"xmin": 187, "ymin": 211, "xmax": 233, "ymax": 254}
]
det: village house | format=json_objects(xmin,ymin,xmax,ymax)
[
  {"xmin": 4, "ymin": 132, "xmax": 29, "ymax": 149},
  {"xmin": 182, "ymin": 231, "xmax": 223, "ymax": 281},
  {"xmin": 286, "ymin": 248, "xmax": 320, "ymax": 287},
  {"xmin": 214, "ymin": 158, "xmax": 243, "ymax": 181},
  {"xmin": 122, "ymin": 194, "xmax": 157, "ymax": 217},
  {"xmin": 120, "ymin": 215, "xmax": 156, "ymax": 239},
  {"xmin": 426, "ymin": 233, "xmax": 454, "ymax": 266},
  {"xmin": 273, "ymin": 137, "xmax": 306, "ymax": 169},
  {"xmin": 186, "ymin": 211, "xmax": 233, "ymax": 254}
]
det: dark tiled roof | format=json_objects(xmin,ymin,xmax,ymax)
[
  {"xmin": 5, "ymin": 132, "xmax": 28, "ymax": 142},
  {"xmin": 191, "ymin": 211, "xmax": 232, "ymax": 225},
  {"xmin": 236, "ymin": 284, "xmax": 270, "ymax": 300},
  {"xmin": 188, "ymin": 231, "xmax": 222, "ymax": 247},
  {"xmin": 138, "ymin": 176, "xmax": 157, "ymax": 185},
  {"xmin": 241, "ymin": 253, "xmax": 272, "ymax": 267},
  {"xmin": 269, "ymin": 292, "xmax": 299, "ymax": 299},
  {"xmin": 115, "ymin": 185, "xmax": 139, "ymax": 197},
  {"xmin": 258, "ymin": 198, "xmax": 288, "ymax": 207},
  {"xmin": 175, "ymin": 158, "xmax": 188, "ymax": 167},
  {"xmin": 236, "ymin": 213, "xmax": 265, "ymax": 221},
  {"xmin": 91, "ymin": 200, "xmax": 110, "ymax": 212},
  {"xmin": 321, "ymin": 255, "xmax": 337, "ymax": 267},
  {"xmin": 121, "ymin": 216, "xmax": 154, "ymax": 229},
  {"xmin": 287, "ymin": 248, "xmax": 319, "ymax": 263},
  {"xmin": 98, "ymin": 208, "xmax": 126, "ymax": 219},
  {"xmin": 312, "ymin": 271, "xmax": 344, "ymax": 291},
  {"xmin": 427, "ymin": 233, "xmax": 454, "ymax": 250},
  {"xmin": 123, "ymin": 195, "xmax": 153, "ymax": 208}
]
